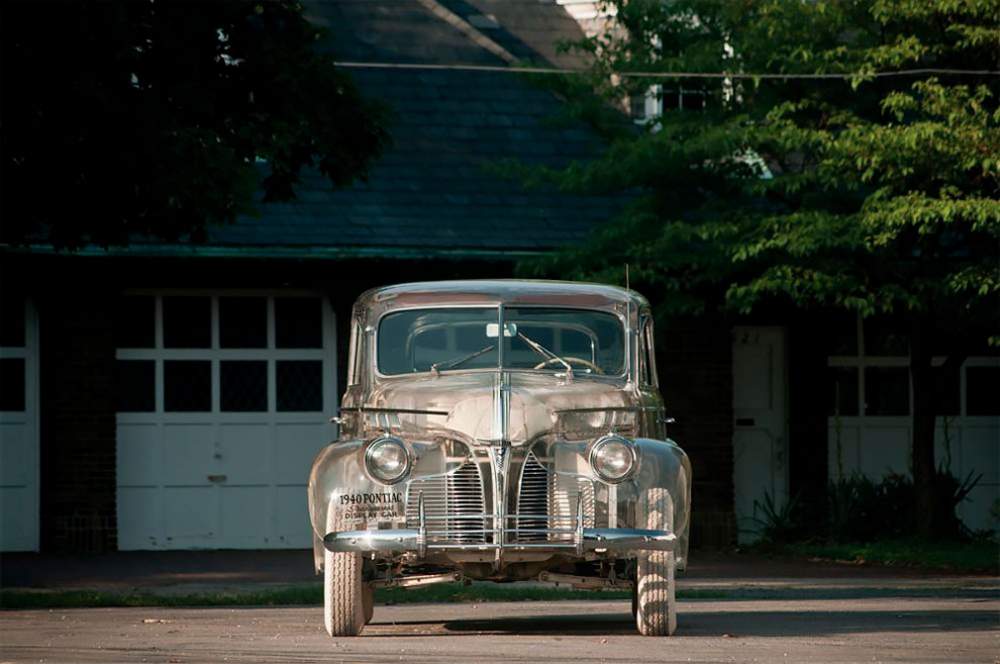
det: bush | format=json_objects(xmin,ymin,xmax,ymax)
[
  {"xmin": 749, "ymin": 469, "xmax": 984, "ymax": 546},
  {"xmin": 825, "ymin": 469, "xmax": 980, "ymax": 543}
]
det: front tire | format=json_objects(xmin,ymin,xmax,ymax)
[
  {"xmin": 634, "ymin": 487, "xmax": 677, "ymax": 636},
  {"xmin": 323, "ymin": 509, "xmax": 367, "ymax": 636}
]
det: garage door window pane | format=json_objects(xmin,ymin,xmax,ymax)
[
  {"xmin": 966, "ymin": 367, "xmax": 1000, "ymax": 416},
  {"xmin": 275, "ymin": 298, "xmax": 322, "ymax": 348},
  {"xmin": 0, "ymin": 295, "xmax": 25, "ymax": 347},
  {"xmin": 221, "ymin": 360, "xmax": 267, "ymax": 412},
  {"xmin": 277, "ymin": 360, "xmax": 322, "ymax": 411},
  {"xmin": 828, "ymin": 367, "xmax": 859, "ymax": 416},
  {"xmin": 163, "ymin": 297, "xmax": 211, "ymax": 348},
  {"xmin": 220, "ymin": 297, "xmax": 267, "ymax": 349},
  {"xmin": 0, "ymin": 358, "xmax": 25, "ymax": 411},
  {"xmin": 932, "ymin": 366, "xmax": 960, "ymax": 416},
  {"xmin": 116, "ymin": 360, "xmax": 155, "ymax": 412},
  {"xmin": 164, "ymin": 360, "xmax": 211, "ymax": 411},
  {"xmin": 864, "ymin": 367, "xmax": 909, "ymax": 416},
  {"xmin": 115, "ymin": 296, "xmax": 155, "ymax": 348}
]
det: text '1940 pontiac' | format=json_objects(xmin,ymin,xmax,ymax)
[{"xmin": 308, "ymin": 280, "xmax": 691, "ymax": 636}]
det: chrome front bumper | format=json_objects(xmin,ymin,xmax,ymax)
[{"xmin": 324, "ymin": 525, "xmax": 676, "ymax": 556}]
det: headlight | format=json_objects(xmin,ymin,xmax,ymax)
[
  {"xmin": 589, "ymin": 435, "xmax": 636, "ymax": 483},
  {"xmin": 364, "ymin": 436, "xmax": 411, "ymax": 484}
]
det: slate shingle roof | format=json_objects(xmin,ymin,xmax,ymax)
[{"xmin": 206, "ymin": 0, "xmax": 622, "ymax": 256}]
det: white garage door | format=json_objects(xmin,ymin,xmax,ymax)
[
  {"xmin": 116, "ymin": 291, "xmax": 337, "ymax": 550},
  {"xmin": 0, "ymin": 296, "xmax": 40, "ymax": 552}
]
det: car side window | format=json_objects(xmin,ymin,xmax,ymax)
[
  {"xmin": 641, "ymin": 317, "xmax": 658, "ymax": 387},
  {"xmin": 348, "ymin": 321, "xmax": 363, "ymax": 386}
]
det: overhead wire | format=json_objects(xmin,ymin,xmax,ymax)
[{"xmin": 333, "ymin": 61, "xmax": 1000, "ymax": 79}]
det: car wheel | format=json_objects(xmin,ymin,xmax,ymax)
[
  {"xmin": 324, "ymin": 509, "xmax": 366, "ymax": 636},
  {"xmin": 634, "ymin": 487, "xmax": 677, "ymax": 636}
]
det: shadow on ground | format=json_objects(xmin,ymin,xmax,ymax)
[{"xmin": 362, "ymin": 608, "xmax": 1000, "ymax": 638}]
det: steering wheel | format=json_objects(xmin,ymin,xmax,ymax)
[{"xmin": 533, "ymin": 356, "xmax": 605, "ymax": 374}]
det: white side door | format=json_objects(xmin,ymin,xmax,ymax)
[
  {"xmin": 0, "ymin": 297, "xmax": 40, "ymax": 551},
  {"xmin": 732, "ymin": 326, "xmax": 788, "ymax": 543}
]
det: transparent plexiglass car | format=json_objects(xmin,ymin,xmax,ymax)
[{"xmin": 308, "ymin": 280, "xmax": 691, "ymax": 636}]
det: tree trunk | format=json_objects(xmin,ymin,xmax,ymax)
[{"xmin": 909, "ymin": 318, "xmax": 936, "ymax": 538}]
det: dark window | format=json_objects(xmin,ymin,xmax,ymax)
[
  {"xmin": 277, "ymin": 360, "xmax": 322, "ymax": 411},
  {"xmin": 828, "ymin": 367, "xmax": 859, "ymax": 416},
  {"xmin": 275, "ymin": 298, "xmax": 322, "ymax": 348},
  {"xmin": 164, "ymin": 360, "xmax": 211, "ymax": 411},
  {"xmin": 0, "ymin": 294, "xmax": 25, "ymax": 347},
  {"xmin": 682, "ymin": 90, "xmax": 707, "ymax": 110},
  {"xmin": 163, "ymin": 297, "xmax": 211, "ymax": 348},
  {"xmin": 221, "ymin": 361, "xmax": 267, "ymax": 412},
  {"xmin": 932, "ymin": 366, "xmax": 961, "ymax": 416},
  {"xmin": 662, "ymin": 89, "xmax": 681, "ymax": 111},
  {"xmin": 966, "ymin": 366, "xmax": 1000, "ymax": 416},
  {"xmin": 219, "ymin": 297, "xmax": 267, "ymax": 349},
  {"xmin": 116, "ymin": 360, "xmax": 155, "ymax": 412},
  {"xmin": 115, "ymin": 296, "xmax": 155, "ymax": 348},
  {"xmin": 0, "ymin": 358, "xmax": 25, "ymax": 411},
  {"xmin": 864, "ymin": 367, "xmax": 909, "ymax": 415}
]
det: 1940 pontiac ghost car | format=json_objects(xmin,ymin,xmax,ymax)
[{"xmin": 308, "ymin": 280, "xmax": 691, "ymax": 636}]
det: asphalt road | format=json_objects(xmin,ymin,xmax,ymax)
[{"xmin": 2, "ymin": 597, "xmax": 998, "ymax": 664}]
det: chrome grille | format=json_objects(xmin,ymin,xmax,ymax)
[
  {"xmin": 514, "ymin": 451, "xmax": 595, "ymax": 544},
  {"xmin": 406, "ymin": 460, "xmax": 487, "ymax": 544},
  {"xmin": 515, "ymin": 451, "xmax": 549, "ymax": 542}
]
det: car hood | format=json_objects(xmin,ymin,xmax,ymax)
[{"xmin": 362, "ymin": 371, "xmax": 637, "ymax": 445}]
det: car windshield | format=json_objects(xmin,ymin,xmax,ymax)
[{"xmin": 377, "ymin": 307, "xmax": 626, "ymax": 376}]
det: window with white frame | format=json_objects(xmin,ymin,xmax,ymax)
[
  {"xmin": 631, "ymin": 85, "xmax": 711, "ymax": 124},
  {"xmin": 827, "ymin": 315, "xmax": 1000, "ymax": 418},
  {"xmin": 115, "ymin": 293, "xmax": 328, "ymax": 414}
]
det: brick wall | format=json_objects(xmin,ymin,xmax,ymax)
[
  {"xmin": 657, "ymin": 316, "xmax": 736, "ymax": 547},
  {"xmin": 38, "ymin": 290, "xmax": 118, "ymax": 552}
]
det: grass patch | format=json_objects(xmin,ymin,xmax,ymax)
[
  {"xmin": 766, "ymin": 538, "xmax": 999, "ymax": 573},
  {"xmin": 0, "ymin": 583, "xmax": 728, "ymax": 610}
]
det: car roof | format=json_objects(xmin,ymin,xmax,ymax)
[{"xmin": 356, "ymin": 280, "xmax": 649, "ymax": 315}]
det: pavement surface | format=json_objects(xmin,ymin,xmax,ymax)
[
  {"xmin": 2, "ymin": 551, "xmax": 998, "ymax": 662},
  {"xmin": 2, "ymin": 596, "xmax": 998, "ymax": 663},
  {"xmin": 1, "ymin": 548, "xmax": 988, "ymax": 594}
]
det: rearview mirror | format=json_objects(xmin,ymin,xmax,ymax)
[{"xmin": 486, "ymin": 322, "xmax": 517, "ymax": 338}]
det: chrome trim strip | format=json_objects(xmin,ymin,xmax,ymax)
[
  {"xmin": 324, "ymin": 527, "xmax": 676, "ymax": 553},
  {"xmin": 344, "ymin": 406, "xmax": 450, "ymax": 416}
]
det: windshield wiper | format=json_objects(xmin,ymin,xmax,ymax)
[
  {"xmin": 430, "ymin": 344, "xmax": 495, "ymax": 376},
  {"xmin": 516, "ymin": 331, "xmax": 574, "ymax": 380}
]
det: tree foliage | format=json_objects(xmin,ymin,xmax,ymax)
[
  {"xmin": 1, "ymin": 0, "xmax": 390, "ymax": 248},
  {"xmin": 521, "ymin": 0, "xmax": 999, "ymax": 336},
  {"xmin": 519, "ymin": 0, "xmax": 1000, "ymax": 536}
]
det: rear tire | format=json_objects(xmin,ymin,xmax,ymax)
[
  {"xmin": 634, "ymin": 487, "xmax": 677, "ymax": 636},
  {"xmin": 323, "ymin": 509, "xmax": 366, "ymax": 636}
]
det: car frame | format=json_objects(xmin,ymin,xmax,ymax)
[{"xmin": 308, "ymin": 280, "xmax": 691, "ymax": 636}]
